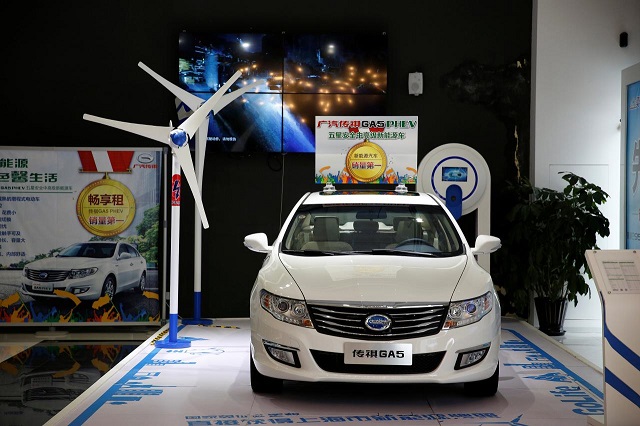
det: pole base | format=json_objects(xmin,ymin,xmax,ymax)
[
  {"xmin": 181, "ymin": 318, "xmax": 214, "ymax": 325},
  {"xmin": 155, "ymin": 337, "xmax": 191, "ymax": 349}
]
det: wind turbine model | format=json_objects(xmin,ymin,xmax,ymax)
[
  {"xmin": 84, "ymin": 63, "xmax": 264, "ymax": 347},
  {"xmin": 136, "ymin": 62, "xmax": 264, "ymax": 326}
]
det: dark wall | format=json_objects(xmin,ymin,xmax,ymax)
[{"xmin": 2, "ymin": 0, "xmax": 532, "ymax": 318}]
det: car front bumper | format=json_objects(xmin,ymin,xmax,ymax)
[
  {"xmin": 21, "ymin": 277, "xmax": 105, "ymax": 300},
  {"xmin": 250, "ymin": 306, "xmax": 501, "ymax": 384}
]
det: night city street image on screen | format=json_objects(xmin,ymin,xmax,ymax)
[{"xmin": 178, "ymin": 32, "xmax": 388, "ymax": 153}]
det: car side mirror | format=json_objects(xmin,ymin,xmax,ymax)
[
  {"xmin": 471, "ymin": 235, "xmax": 501, "ymax": 255},
  {"xmin": 244, "ymin": 233, "xmax": 271, "ymax": 253},
  {"xmin": 119, "ymin": 252, "xmax": 132, "ymax": 260}
]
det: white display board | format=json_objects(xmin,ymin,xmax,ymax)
[
  {"xmin": 314, "ymin": 116, "xmax": 418, "ymax": 185},
  {"xmin": 584, "ymin": 249, "xmax": 640, "ymax": 425}
]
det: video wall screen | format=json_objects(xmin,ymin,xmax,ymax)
[{"xmin": 178, "ymin": 32, "xmax": 388, "ymax": 153}]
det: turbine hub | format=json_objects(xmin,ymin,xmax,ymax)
[{"xmin": 169, "ymin": 128, "xmax": 189, "ymax": 148}]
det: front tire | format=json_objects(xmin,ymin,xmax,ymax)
[
  {"xmin": 101, "ymin": 276, "xmax": 116, "ymax": 299},
  {"xmin": 137, "ymin": 273, "xmax": 147, "ymax": 293},
  {"xmin": 250, "ymin": 357, "xmax": 283, "ymax": 393},
  {"xmin": 464, "ymin": 364, "xmax": 499, "ymax": 397}
]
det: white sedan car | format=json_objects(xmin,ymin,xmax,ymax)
[
  {"xmin": 244, "ymin": 188, "xmax": 502, "ymax": 396},
  {"xmin": 22, "ymin": 241, "xmax": 147, "ymax": 301}
]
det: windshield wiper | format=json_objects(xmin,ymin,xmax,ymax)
[
  {"xmin": 281, "ymin": 249, "xmax": 348, "ymax": 256},
  {"xmin": 367, "ymin": 249, "xmax": 439, "ymax": 257},
  {"xmin": 282, "ymin": 249, "xmax": 442, "ymax": 257}
]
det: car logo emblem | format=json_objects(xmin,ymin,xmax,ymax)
[
  {"xmin": 39, "ymin": 272, "xmax": 48, "ymax": 279},
  {"xmin": 137, "ymin": 152, "xmax": 155, "ymax": 164},
  {"xmin": 364, "ymin": 314, "xmax": 392, "ymax": 331}
]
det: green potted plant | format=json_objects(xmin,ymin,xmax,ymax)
[{"xmin": 499, "ymin": 172, "xmax": 610, "ymax": 335}]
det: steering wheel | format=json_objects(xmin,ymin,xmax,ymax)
[{"xmin": 394, "ymin": 238, "xmax": 433, "ymax": 249}]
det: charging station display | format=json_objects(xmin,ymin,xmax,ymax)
[
  {"xmin": 417, "ymin": 143, "xmax": 489, "ymax": 219},
  {"xmin": 418, "ymin": 143, "xmax": 491, "ymax": 270}
]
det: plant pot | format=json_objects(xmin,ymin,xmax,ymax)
[{"xmin": 534, "ymin": 296, "xmax": 568, "ymax": 336}]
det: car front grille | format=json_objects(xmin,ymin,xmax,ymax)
[
  {"xmin": 25, "ymin": 269, "xmax": 69, "ymax": 282},
  {"xmin": 307, "ymin": 302, "xmax": 448, "ymax": 340},
  {"xmin": 23, "ymin": 387, "xmax": 73, "ymax": 401},
  {"xmin": 310, "ymin": 349, "xmax": 445, "ymax": 374}
]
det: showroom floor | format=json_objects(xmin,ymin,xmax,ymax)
[{"xmin": 0, "ymin": 317, "xmax": 605, "ymax": 426}]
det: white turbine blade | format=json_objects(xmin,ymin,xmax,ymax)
[
  {"xmin": 174, "ymin": 146, "xmax": 209, "ymax": 229},
  {"xmin": 192, "ymin": 79, "xmax": 264, "ymax": 186},
  {"xmin": 179, "ymin": 71, "xmax": 243, "ymax": 138},
  {"xmin": 212, "ymin": 79, "xmax": 265, "ymax": 115},
  {"xmin": 138, "ymin": 61, "xmax": 203, "ymax": 111},
  {"xmin": 83, "ymin": 114, "xmax": 171, "ymax": 144},
  {"xmin": 195, "ymin": 123, "xmax": 207, "ymax": 187},
  {"xmin": 191, "ymin": 79, "xmax": 265, "ymax": 188}
]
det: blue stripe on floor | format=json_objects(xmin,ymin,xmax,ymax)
[
  {"xmin": 504, "ymin": 328, "xmax": 603, "ymax": 399},
  {"xmin": 67, "ymin": 325, "xmax": 603, "ymax": 424},
  {"xmin": 69, "ymin": 324, "xmax": 187, "ymax": 426}
]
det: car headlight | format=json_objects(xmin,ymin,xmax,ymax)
[
  {"xmin": 259, "ymin": 289, "xmax": 313, "ymax": 328},
  {"xmin": 443, "ymin": 291, "xmax": 493, "ymax": 329},
  {"xmin": 68, "ymin": 267, "xmax": 98, "ymax": 279}
]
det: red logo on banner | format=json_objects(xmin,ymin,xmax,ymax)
[
  {"xmin": 171, "ymin": 174, "xmax": 181, "ymax": 206},
  {"xmin": 78, "ymin": 151, "xmax": 134, "ymax": 173}
]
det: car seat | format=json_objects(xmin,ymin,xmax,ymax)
[
  {"xmin": 387, "ymin": 218, "xmax": 424, "ymax": 249},
  {"xmin": 301, "ymin": 216, "xmax": 353, "ymax": 251}
]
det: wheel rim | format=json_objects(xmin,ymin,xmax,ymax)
[
  {"xmin": 103, "ymin": 278, "xmax": 116, "ymax": 299},
  {"xmin": 139, "ymin": 274, "xmax": 146, "ymax": 292}
]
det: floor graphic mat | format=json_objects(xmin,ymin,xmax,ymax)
[{"xmin": 45, "ymin": 318, "xmax": 604, "ymax": 426}]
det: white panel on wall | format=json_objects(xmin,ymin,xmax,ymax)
[{"xmin": 534, "ymin": 0, "xmax": 640, "ymax": 252}]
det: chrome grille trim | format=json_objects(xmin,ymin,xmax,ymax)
[
  {"xmin": 25, "ymin": 269, "xmax": 69, "ymax": 282},
  {"xmin": 308, "ymin": 302, "xmax": 448, "ymax": 340}
]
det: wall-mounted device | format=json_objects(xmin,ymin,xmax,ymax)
[
  {"xmin": 408, "ymin": 72, "xmax": 423, "ymax": 96},
  {"xmin": 620, "ymin": 31, "xmax": 628, "ymax": 48},
  {"xmin": 417, "ymin": 143, "xmax": 491, "ymax": 269}
]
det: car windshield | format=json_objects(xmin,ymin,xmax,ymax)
[
  {"xmin": 281, "ymin": 203, "xmax": 463, "ymax": 256},
  {"xmin": 58, "ymin": 243, "xmax": 116, "ymax": 258}
]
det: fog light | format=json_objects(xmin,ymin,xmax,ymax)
[
  {"xmin": 263, "ymin": 341, "xmax": 301, "ymax": 368},
  {"xmin": 455, "ymin": 344, "xmax": 490, "ymax": 369},
  {"xmin": 72, "ymin": 287, "xmax": 90, "ymax": 295}
]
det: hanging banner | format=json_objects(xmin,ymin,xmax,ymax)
[
  {"xmin": 625, "ymin": 78, "xmax": 640, "ymax": 248},
  {"xmin": 314, "ymin": 116, "xmax": 418, "ymax": 185},
  {"xmin": 0, "ymin": 147, "xmax": 164, "ymax": 325}
]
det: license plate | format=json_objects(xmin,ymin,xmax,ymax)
[
  {"xmin": 344, "ymin": 342, "xmax": 412, "ymax": 365},
  {"xmin": 32, "ymin": 282, "xmax": 53, "ymax": 292},
  {"xmin": 31, "ymin": 376, "xmax": 52, "ymax": 386}
]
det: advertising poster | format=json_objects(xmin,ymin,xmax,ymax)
[
  {"xmin": 0, "ymin": 147, "xmax": 164, "ymax": 325},
  {"xmin": 626, "ymin": 80, "xmax": 640, "ymax": 248},
  {"xmin": 314, "ymin": 116, "xmax": 418, "ymax": 185}
]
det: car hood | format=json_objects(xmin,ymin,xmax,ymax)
[
  {"xmin": 278, "ymin": 253, "xmax": 468, "ymax": 303},
  {"xmin": 25, "ymin": 257, "xmax": 103, "ymax": 269}
]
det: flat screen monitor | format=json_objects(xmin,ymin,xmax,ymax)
[
  {"xmin": 442, "ymin": 166, "xmax": 469, "ymax": 182},
  {"xmin": 178, "ymin": 31, "xmax": 388, "ymax": 153}
]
